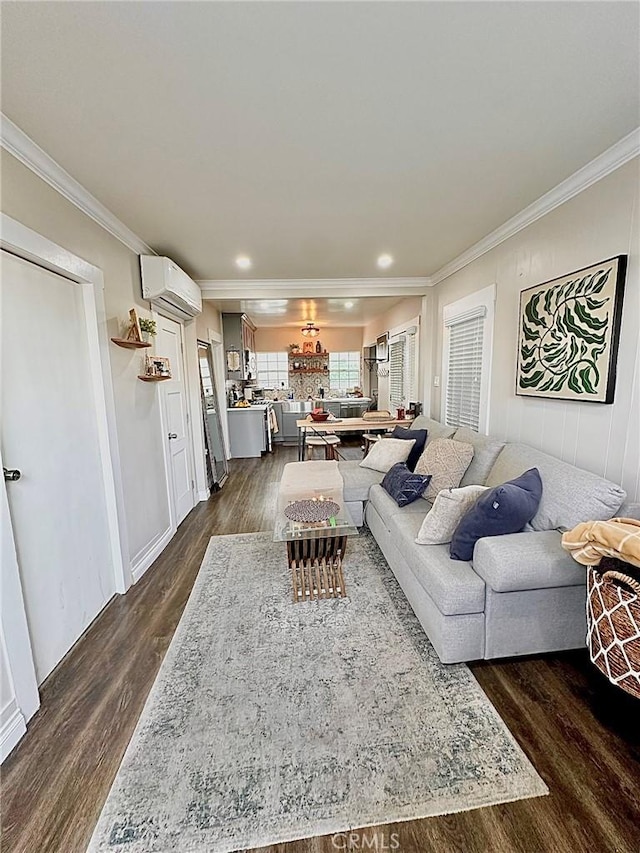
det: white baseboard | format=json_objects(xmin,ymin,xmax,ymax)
[
  {"xmin": 1, "ymin": 707, "xmax": 27, "ymax": 763},
  {"xmin": 130, "ymin": 525, "xmax": 175, "ymax": 584},
  {"xmin": 197, "ymin": 489, "xmax": 210, "ymax": 502}
]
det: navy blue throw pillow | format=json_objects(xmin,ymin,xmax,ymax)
[
  {"xmin": 382, "ymin": 463, "xmax": 432, "ymax": 507},
  {"xmin": 390, "ymin": 427, "xmax": 428, "ymax": 471},
  {"xmin": 450, "ymin": 468, "xmax": 543, "ymax": 561}
]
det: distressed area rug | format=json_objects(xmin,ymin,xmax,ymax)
[{"xmin": 88, "ymin": 531, "xmax": 547, "ymax": 852}]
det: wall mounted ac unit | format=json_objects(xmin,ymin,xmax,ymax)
[{"xmin": 140, "ymin": 256, "xmax": 202, "ymax": 320}]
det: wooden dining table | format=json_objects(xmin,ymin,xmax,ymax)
[{"xmin": 296, "ymin": 416, "xmax": 414, "ymax": 461}]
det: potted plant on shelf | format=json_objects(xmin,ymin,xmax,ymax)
[
  {"xmin": 139, "ymin": 318, "xmax": 157, "ymax": 343},
  {"xmin": 288, "ymin": 343, "xmax": 300, "ymax": 354}
]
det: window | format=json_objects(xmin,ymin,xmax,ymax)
[
  {"xmin": 389, "ymin": 326, "xmax": 418, "ymax": 409},
  {"xmin": 329, "ymin": 352, "xmax": 361, "ymax": 391},
  {"xmin": 256, "ymin": 352, "xmax": 288, "ymax": 388},
  {"xmin": 442, "ymin": 285, "xmax": 495, "ymax": 433}
]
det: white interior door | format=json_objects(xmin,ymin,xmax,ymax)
[
  {"xmin": 1, "ymin": 251, "xmax": 115, "ymax": 685},
  {"xmin": 156, "ymin": 315, "xmax": 194, "ymax": 526}
]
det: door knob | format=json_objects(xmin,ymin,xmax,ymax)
[
  {"xmin": 3, "ymin": 467, "xmax": 22, "ymax": 482},
  {"xmin": 168, "ymin": 433, "xmax": 178, "ymax": 440}
]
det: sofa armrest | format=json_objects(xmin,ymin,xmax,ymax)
[{"xmin": 472, "ymin": 531, "xmax": 585, "ymax": 593}]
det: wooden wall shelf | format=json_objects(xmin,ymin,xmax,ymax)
[
  {"xmin": 138, "ymin": 375, "xmax": 171, "ymax": 382},
  {"xmin": 111, "ymin": 337, "xmax": 152, "ymax": 349},
  {"xmin": 288, "ymin": 352, "xmax": 329, "ymax": 358},
  {"xmin": 291, "ymin": 368, "xmax": 329, "ymax": 374}
]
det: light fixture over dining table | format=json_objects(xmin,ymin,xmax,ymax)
[{"xmin": 301, "ymin": 321, "xmax": 320, "ymax": 337}]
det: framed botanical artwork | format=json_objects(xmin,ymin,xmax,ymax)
[{"xmin": 516, "ymin": 255, "xmax": 627, "ymax": 404}]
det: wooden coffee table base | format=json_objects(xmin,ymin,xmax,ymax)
[{"xmin": 287, "ymin": 536, "xmax": 348, "ymax": 602}]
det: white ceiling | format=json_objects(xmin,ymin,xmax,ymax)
[
  {"xmin": 211, "ymin": 296, "xmax": 402, "ymax": 327},
  {"xmin": 1, "ymin": 2, "xmax": 638, "ymax": 282}
]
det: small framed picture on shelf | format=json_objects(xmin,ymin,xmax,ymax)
[
  {"xmin": 145, "ymin": 355, "xmax": 172, "ymax": 378},
  {"xmin": 302, "ymin": 341, "xmax": 315, "ymax": 354}
]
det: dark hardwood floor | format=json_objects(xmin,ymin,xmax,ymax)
[{"xmin": 2, "ymin": 445, "xmax": 639, "ymax": 853}]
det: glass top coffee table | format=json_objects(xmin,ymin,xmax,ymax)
[{"xmin": 274, "ymin": 482, "xmax": 358, "ymax": 603}]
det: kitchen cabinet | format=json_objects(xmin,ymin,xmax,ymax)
[
  {"xmin": 340, "ymin": 401, "xmax": 370, "ymax": 419},
  {"xmin": 323, "ymin": 401, "xmax": 342, "ymax": 418},
  {"xmin": 227, "ymin": 405, "xmax": 270, "ymax": 457},
  {"xmin": 222, "ymin": 313, "xmax": 256, "ymax": 381},
  {"xmin": 281, "ymin": 412, "xmax": 301, "ymax": 442},
  {"xmin": 271, "ymin": 401, "xmax": 285, "ymax": 444}
]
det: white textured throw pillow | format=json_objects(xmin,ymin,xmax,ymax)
[
  {"xmin": 359, "ymin": 437, "xmax": 415, "ymax": 473},
  {"xmin": 415, "ymin": 485, "xmax": 488, "ymax": 545},
  {"xmin": 415, "ymin": 438, "xmax": 474, "ymax": 501}
]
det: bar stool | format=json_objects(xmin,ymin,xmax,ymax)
[
  {"xmin": 306, "ymin": 435, "xmax": 341, "ymax": 460},
  {"xmin": 361, "ymin": 410, "xmax": 391, "ymax": 457}
]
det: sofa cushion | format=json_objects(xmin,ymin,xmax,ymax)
[
  {"xmin": 486, "ymin": 443, "xmax": 626, "ymax": 531},
  {"xmin": 450, "ymin": 468, "xmax": 543, "ymax": 561},
  {"xmin": 416, "ymin": 485, "xmax": 488, "ymax": 545},
  {"xmin": 390, "ymin": 426, "xmax": 428, "ymax": 470},
  {"xmin": 368, "ymin": 483, "xmax": 431, "ymax": 519},
  {"xmin": 473, "ymin": 530, "xmax": 586, "ymax": 592},
  {"xmin": 360, "ymin": 437, "xmax": 415, "ymax": 473},
  {"xmin": 382, "ymin": 463, "xmax": 431, "ymax": 507},
  {"xmin": 391, "ymin": 511, "xmax": 486, "ymax": 615},
  {"xmin": 409, "ymin": 416, "xmax": 456, "ymax": 444},
  {"xmin": 338, "ymin": 461, "xmax": 384, "ymax": 502},
  {"xmin": 452, "ymin": 427, "xmax": 506, "ymax": 487},
  {"xmin": 415, "ymin": 438, "xmax": 474, "ymax": 501}
]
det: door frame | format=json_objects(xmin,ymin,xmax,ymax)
[
  {"xmin": 152, "ymin": 309, "xmax": 198, "ymax": 524},
  {"xmin": 0, "ymin": 215, "xmax": 129, "ymax": 746},
  {"xmin": 1, "ymin": 214, "xmax": 130, "ymax": 591}
]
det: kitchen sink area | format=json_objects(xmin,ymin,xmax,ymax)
[
  {"xmin": 272, "ymin": 397, "xmax": 372, "ymax": 445},
  {"xmin": 281, "ymin": 401, "xmax": 313, "ymax": 413}
]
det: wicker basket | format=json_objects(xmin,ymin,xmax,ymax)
[{"xmin": 586, "ymin": 557, "xmax": 640, "ymax": 699}]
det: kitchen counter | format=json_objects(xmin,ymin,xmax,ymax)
[{"xmin": 227, "ymin": 404, "xmax": 270, "ymax": 411}]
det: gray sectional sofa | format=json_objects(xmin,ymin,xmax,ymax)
[{"xmin": 338, "ymin": 416, "xmax": 635, "ymax": 664}]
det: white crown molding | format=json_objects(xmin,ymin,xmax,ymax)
[
  {"xmin": 197, "ymin": 276, "xmax": 432, "ymax": 299},
  {"xmin": 1, "ymin": 113, "xmax": 154, "ymax": 257},
  {"xmin": 430, "ymin": 127, "xmax": 640, "ymax": 286}
]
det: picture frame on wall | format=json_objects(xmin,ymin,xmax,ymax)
[
  {"xmin": 376, "ymin": 333, "xmax": 389, "ymax": 363},
  {"xmin": 516, "ymin": 255, "xmax": 627, "ymax": 404}
]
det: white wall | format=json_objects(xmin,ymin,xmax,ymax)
[
  {"xmin": 428, "ymin": 158, "xmax": 639, "ymax": 501},
  {"xmin": 1, "ymin": 149, "xmax": 173, "ymax": 574},
  {"xmin": 363, "ymin": 297, "xmax": 426, "ymax": 411}
]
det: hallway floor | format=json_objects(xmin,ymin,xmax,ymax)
[{"xmin": 2, "ymin": 446, "xmax": 639, "ymax": 853}]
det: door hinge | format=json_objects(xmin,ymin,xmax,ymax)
[
  {"xmin": 191, "ymin": 479, "xmax": 195, "ymax": 490},
  {"xmin": 186, "ymin": 411, "xmax": 190, "ymax": 423}
]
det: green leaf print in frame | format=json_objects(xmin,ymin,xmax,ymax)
[{"xmin": 516, "ymin": 256, "xmax": 627, "ymax": 404}]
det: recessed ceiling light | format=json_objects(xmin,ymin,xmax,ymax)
[
  {"xmin": 345, "ymin": 301, "xmax": 354, "ymax": 309},
  {"xmin": 377, "ymin": 254, "xmax": 393, "ymax": 269},
  {"xmin": 235, "ymin": 255, "xmax": 252, "ymax": 270}
]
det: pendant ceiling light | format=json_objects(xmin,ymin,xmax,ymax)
[{"xmin": 301, "ymin": 321, "xmax": 320, "ymax": 337}]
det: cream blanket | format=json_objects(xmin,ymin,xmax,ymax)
[{"xmin": 561, "ymin": 517, "xmax": 640, "ymax": 569}]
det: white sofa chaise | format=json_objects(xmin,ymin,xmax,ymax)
[{"xmin": 336, "ymin": 417, "xmax": 633, "ymax": 663}]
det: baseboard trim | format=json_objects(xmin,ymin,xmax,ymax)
[
  {"xmin": 197, "ymin": 489, "xmax": 210, "ymax": 502},
  {"xmin": 1, "ymin": 707, "xmax": 27, "ymax": 763},
  {"xmin": 130, "ymin": 525, "xmax": 175, "ymax": 584}
]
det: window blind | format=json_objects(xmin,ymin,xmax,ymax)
[
  {"xmin": 405, "ymin": 329, "xmax": 417, "ymax": 403},
  {"xmin": 444, "ymin": 314, "xmax": 484, "ymax": 430},
  {"xmin": 389, "ymin": 336, "xmax": 405, "ymax": 408}
]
